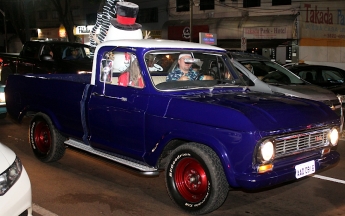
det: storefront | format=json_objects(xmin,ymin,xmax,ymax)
[
  {"xmin": 162, "ymin": 14, "xmax": 298, "ymax": 64},
  {"xmin": 298, "ymin": 2, "xmax": 345, "ymax": 69}
]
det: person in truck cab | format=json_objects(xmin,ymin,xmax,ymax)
[
  {"xmin": 167, "ymin": 53, "xmax": 213, "ymax": 81},
  {"xmin": 65, "ymin": 48, "xmax": 80, "ymax": 60}
]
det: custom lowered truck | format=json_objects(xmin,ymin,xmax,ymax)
[{"xmin": 5, "ymin": 39, "xmax": 341, "ymax": 214}]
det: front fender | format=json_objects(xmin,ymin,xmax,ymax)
[{"xmin": 144, "ymin": 128, "xmax": 240, "ymax": 187}]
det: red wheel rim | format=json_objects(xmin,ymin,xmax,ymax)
[
  {"xmin": 174, "ymin": 157, "xmax": 208, "ymax": 203},
  {"xmin": 34, "ymin": 122, "xmax": 51, "ymax": 154}
]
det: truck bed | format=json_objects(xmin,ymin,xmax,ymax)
[{"xmin": 5, "ymin": 74, "xmax": 92, "ymax": 139}]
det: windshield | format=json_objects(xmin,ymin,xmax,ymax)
[
  {"xmin": 238, "ymin": 60, "xmax": 305, "ymax": 85},
  {"xmin": 145, "ymin": 50, "xmax": 246, "ymax": 90},
  {"xmin": 45, "ymin": 44, "xmax": 94, "ymax": 61}
]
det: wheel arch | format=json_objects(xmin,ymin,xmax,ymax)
[
  {"xmin": 149, "ymin": 130, "xmax": 238, "ymax": 187},
  {"xmin": 20, "ymin": 106, "xmax": 63, "ymax": 132}
]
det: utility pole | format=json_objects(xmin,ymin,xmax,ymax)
[
  {"xmin": 189, "ymin": 0, "xmax": 193, "ymax": 42},
  {"xmin": 24, "ymin": 0, "xmax": 30, "ymax": 41},
  {"xmin": 0, "ymin": 9, "xmax": 7, "ymax": 53}
]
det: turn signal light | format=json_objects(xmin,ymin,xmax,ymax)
[{"xmin": 258, "ymin": 164, "xmax": 273, "ymax": 173}]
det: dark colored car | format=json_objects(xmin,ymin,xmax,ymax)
[
  {"xmin": 286, "ymin": 64, "xmax": 345, "ymax": 98},
  {"xmin": 0, "ymin": 41, "xmax": 94, "ymax": 84}
]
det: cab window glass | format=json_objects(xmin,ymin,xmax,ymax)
[
  {"xmin": 322, "ymin": 69, "xmax": 344, "ymax": 84},
  {"xmin": 99, "ymin": 51, "xmax": 144, "ymax": 88}
]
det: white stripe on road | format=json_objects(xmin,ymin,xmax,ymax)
[
  {"xmin": 30, "ymin": 175, "xmax": 343, "ymax": 216},
  {"xmin": 33, "ymin": 203, "xmax": 59, "ymax": 216},
  {"xmin": 312, "ymin": 174, "xmax": 345, "ymax": 184}
]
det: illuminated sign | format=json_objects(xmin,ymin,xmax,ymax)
[
  {"xmin": 199, "ymin": 32, "xmax": 217, "ymax": 45},
  {"xmin": 75, "ymin": 25, "xmax": 100, "ymax": 35}
]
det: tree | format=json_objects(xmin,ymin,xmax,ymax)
[
  {"xmin": 49, "ymin": 0, "xmax": 76, "ymax": 42},
  {"xmin": 0, "ymin": 0, "xmax": 28, "ymax": 44}
]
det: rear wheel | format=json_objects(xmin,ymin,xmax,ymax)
[
  {"xmin": 29, "ymin": 113, "xmax": 66, "ymax": 162},
  {"xmin": 165, "ymin": 143, "xmax": 229, "ymax": 214}
]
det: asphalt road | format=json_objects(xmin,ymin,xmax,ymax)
[{"xmin": 0, "ymin": 115, "xmax": 345, "ymax": 216}]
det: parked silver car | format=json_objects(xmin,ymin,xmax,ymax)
[{"xmin": 228, "ymin": 52, "xmax": 343, "ymax": 129}]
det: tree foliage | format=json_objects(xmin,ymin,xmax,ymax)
[
  {"xmin": 0, "ymin": 0, "xmax": 28, "ymax": 44},
  {"xmin": 0, "ymin": 0, "xmax": 103, "ymax": 44},
  {"xmin": 49, "ymin": 0, "xmax": 75, "ymax": 42}
]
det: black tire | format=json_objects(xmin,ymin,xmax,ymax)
[
  {"xmin": 0, "ymin": 67, "xmax": 12, "ymax": 84},
  {"xmin": 29, "ymin": 113, "xmax": 66, "ymax": 162},
  {"xmin": 165, "ymin": 143, "xmax": 229, "ymax": 215}
]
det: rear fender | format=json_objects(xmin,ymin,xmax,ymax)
[{"xmin": 19, "ymin": 105, "xmax": 63, "ymax": 131}]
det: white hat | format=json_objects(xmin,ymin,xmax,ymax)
[{"xmin": 178, "ymin": 53, "xmax": 192, "ymax": 59}]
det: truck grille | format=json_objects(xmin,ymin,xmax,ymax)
[{"xmin": 274, "ymin": 128, "xmax": 330, "ymax": 158}]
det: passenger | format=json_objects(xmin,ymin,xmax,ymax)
[
  {"xmin": 65, "ymin": 48, "xmax": 80, "ymax": 60},
  {"xmin": 243, "ymin": 63, "xmax": 254, "ymax": 73},
  {"xmin": 118, "ymin": 58, "xmax": 144, "ymax": 88},
  {"xmin": 167, "ymin": 53, "xmax": 213, "ymax": 81}
]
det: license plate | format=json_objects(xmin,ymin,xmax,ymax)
[{"xmin": 295, "ymin": 160, "xmax": 315, "ymax": 179}]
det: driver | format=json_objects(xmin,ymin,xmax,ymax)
[{"xmin": 167, "ymin": 54, "xmax": 212, "ymax": 81}]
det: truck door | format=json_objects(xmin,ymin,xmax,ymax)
[{"xmin": 88, "ymin": 49, "xmax": 148, "ymax": 160}]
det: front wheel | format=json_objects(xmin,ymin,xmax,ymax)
[
  {"xmin": 165, "ymin": 143, "xmax": 229, "ymax": 214},
  {"xmin": 29, "ymin": 113, "xmax": 66, "ymax": 162}
]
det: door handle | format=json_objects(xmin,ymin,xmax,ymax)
[{"xmin": 91, "ymin": 92, "xmax": 127, "ymax": 101}]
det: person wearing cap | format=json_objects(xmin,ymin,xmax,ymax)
[{"xmin": 167, "ymin": 54, "xmax": 212, "ymax": 81}]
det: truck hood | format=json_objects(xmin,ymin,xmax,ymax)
[
  {"xmin": 164, "ymin": 91, "xmax": 338, "ymax": 132},
  {"xmin": 0, "ymin": 143, "xmax": 16, "ymax": 173},
  {"xmin": 269, "ymin": 84, "xmax": 338, "ymax": 101}
]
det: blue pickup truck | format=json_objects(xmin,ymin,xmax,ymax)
[{"xmin": 5, "ymin": 39, "xmax": 341, "ymax": 214}]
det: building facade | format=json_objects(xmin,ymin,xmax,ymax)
[
  {"xmin": 33, "ymin": 0, "xmax": 168, "ymax": 43},
  {"xmin": 164, "ymin": 0, "xmax": 345, "ymax": 69}
]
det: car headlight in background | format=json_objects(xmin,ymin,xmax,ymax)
[
  {"xmin": 337, "ymin": 95, "xmax": 345, "ymax": 104},
  {"xmin": 0, "ymin": 157, "xmax": 23, "ymax": 195},
  {"xmin": 0, "ymin": 92, "xmax": 5, "ymax": 104},
  {"xmin": 327, "ymin": 127, "xmax": 339, "ymax": 147},
  {"xmin": 78, "ymin": 70, "xmax": 92, "ymax": 74}
]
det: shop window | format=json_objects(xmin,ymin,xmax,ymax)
[
  {"xmin": 38, "ymin": 10, "xmax": 47, "ymax": 19},
  {"xmin": 272, "ymin": 0, "xmax": 291, "ymax": 6},
  {"xmin": 200, "ymin": 0, "xmax": 214, "ymax": 10},
  {"xmin": 176, "ymin": 0, "xmax": 189, "ymax": 12},
  {"xmin": 138, "ymin": 8, "xmax": 158, "ymax": 23},
  {"xmin": 243, "ymin": 0, "xmax": 260, "ymax": 8}
]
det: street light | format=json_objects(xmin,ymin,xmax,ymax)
[{"xmin": 0, "ymin": 9, "xmax": 7, "ymax": 53}]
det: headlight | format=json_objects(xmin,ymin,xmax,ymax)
[
  {"xmin": 257, "ymin": 139, "xmax": 275, "ymax": 163},
  {"xmin": 0, "ymin": 92, "xmax": 5, "ymax": 103},
  {"xmin": 0, "ymin": 157, "xmax": 22, "ymax": 195},
  {"xmin": 327, "ymin": 127, "xmax": 339, "ymax": 146}
]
